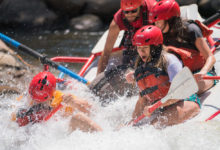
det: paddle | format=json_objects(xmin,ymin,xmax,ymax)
[
  {"xmin": 203, "ymin": 76, "xmax": 220, "ymax": 80},
  {"xmin": 0, "ymin": 33, "xmax": 89, "ymax": 85},
  {"xmin": 133, "ymin": 67, "xmax": 199, "ymax": 125}
]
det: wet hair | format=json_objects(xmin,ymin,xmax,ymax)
[{"xmin": 135, "ymin": 45, "xmax": 167, "ymax": 71}]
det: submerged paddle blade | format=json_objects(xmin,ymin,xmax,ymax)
[{"xmin": 161, "ymin": 67, "xmax": 198, "ymax": 103}]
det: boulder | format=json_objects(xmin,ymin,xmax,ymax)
[
  {"xmin": 0, "ymin": 40, "xmax": 34, "ymax": 95},
  {"xmin": 0, "ymin": 0, "xmax": 57, "ymax": 27},
  {"xmin": 70, "ymin": 14, "xmax": 103, "ymax": 31},
  {"xmin": 198, "ymin": 0, "xmax": 218, "ymax": 18},
  {"xmin": 84, "ymin": 0, "xmax": 120, "ymax": 21},
  {"xmin": 44, "ymin": 0, "xmax": 86, "ymax": 17},
  {"xmin": 176, "ymin": 0, "xmax": 198, "ymax": 6},
  {"xmin": 211, "ymin": 0, "xmax": 220, "ymax": 12},
  {"xmin": 0, "ymin": 40, "xmax": 23, "ymax": 68}
]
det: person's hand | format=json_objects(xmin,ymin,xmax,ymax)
[
  {"xmin": 125, "ymin": 71, "xmax": 135, "ymax": 84},
  {"xmin": 143, "ymin": 105, "xmax": 153, "ymax": 117},
  {"xmin": 11, "ymin": 112, "xmax": 16, "ymax": 121},
  {"xmin": 194, "ymin": 71, "xmax": 206, "ymax": 82},
  {"xmin": 61, "ymin": 94, "xmax": 76, "ymax": 115},
  {"xmin": 62, "ymin": 94, "xmax": 75, "ymax": 106}
]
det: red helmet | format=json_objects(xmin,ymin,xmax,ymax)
[
  {"xmin": 132, "ymin": 25, "xmax": 163, "ymax": 46},
  {"xmin": 29, "ymin": 72, "xmax": 56, "ymax": 102},
  {"xmin": 121, "ymin": 0, "xmax": 143, "ymax": 11},
  {"xmin": 149, "ymin": 0, "xmax": 180, "ymax": 23}
]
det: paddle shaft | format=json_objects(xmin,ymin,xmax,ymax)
[
  {"xmin": 203, "ymin": 76, "xmax": 220, "ymax": 80},
  {"xmin": 0, "ymin": 33, "xmax": 89, "ymax": 84},
  {"xmin": 133, "ymin": 101, "xmax": 162, "ymax": 125}
]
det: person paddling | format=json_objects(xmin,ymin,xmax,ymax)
[
  {"xmin": 149, "ymin": 0, "xmax": 216, "ymax": 94},
  {"xmin": 126, "ymin": 25, "xmax": 200, "ymax": 127},
  {"xmin": 97, "ymin": 0, "xmax": 156, "ymax": 74},
  {"xmin": 12, "ymin": 71, "xmax": 102, "ymax": 132}
]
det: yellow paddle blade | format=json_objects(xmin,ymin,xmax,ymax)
[{"xmin": 51, "ymin": 90, "xmax": 64, "ymax": 107}]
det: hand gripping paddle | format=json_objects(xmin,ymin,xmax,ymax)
[{"xmin": 133, "ymin": 67, "xmax": 199, "ymax": 125}]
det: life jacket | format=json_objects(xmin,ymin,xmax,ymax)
[
  {"xmin": 15, "ymin": 91, "xmax": 74, "ymax": 127},
  {"xmin": 165, "ymin": 20, "xmax": 212, "ymax": 72},
  {"xmin": 134, "ymin": 65, "xmax": 170, "ymax": 103},
  {"xmin": 114, "ymin": 0, "xmax": 156, "ymax": 66},
  {"xmin": 194, "ymin": 20, "xmax": 213, "ymax": 38},
  {"xmin": 167, "ymin": 46, "xmax": 206, "ymax": 72},
  {"xmin": 16, "ymin": 103, "xmax": 52, "ymax": 127}
]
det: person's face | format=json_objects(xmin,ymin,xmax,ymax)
[
  {"xmin": 123, "ymin": 7, "xmax": 140, "ymax": 22},
  {"xmin": 137, "ymin": 45, "xmax": 150, "ymax": 62},
  {"xmin": 154, "ymin": 20, "xmax": 169, "ymax": 33}
]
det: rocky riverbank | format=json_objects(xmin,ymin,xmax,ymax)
[{"xmin": 0, "ymin": 0, "xmax": 218, "ymax": 31}]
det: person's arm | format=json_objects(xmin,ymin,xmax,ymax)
[
  {"xmin": 188, "ymin": 23, "xmax": 216, "ymax": 76},
  {"xmin": 69, "ymin": 112, "xmax": 102, "ymax": 132},
  {"xmin": 132, "ymin": 95, "xmax": 150, "ymax": 120},
  {"xmin": 97, "ymin": 20, "xmax": 120, "ymax": 74},
  {"xmin": 62, "ymin": 94, "xmax": 92, "ymax": 115},
  {"xmin": 195, "ymin": 37, "xmax": 216, "ymax": 75}
]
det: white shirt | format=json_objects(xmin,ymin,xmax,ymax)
[{"xmin": 165, "ymin": 53, "xmax": 183, "ymax": 82}]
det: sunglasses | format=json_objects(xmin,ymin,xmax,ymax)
[{"xmin": 123, "ymin": 8, "xmax": 138, "ymax": 14}]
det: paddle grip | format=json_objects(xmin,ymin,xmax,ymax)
[
  {"xmin": 133, "ymin": 114, "xmax": 146, "ymax": 125},
  {"xmin": 148, "ymin": 101, "xmax": 162, "ymax": 114}
]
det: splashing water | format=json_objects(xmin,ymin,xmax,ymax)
[
  {"xmin": 1, "ymin": 30, "xmax": 220, "ymax": 150},
  {"xmin": 1, "ymin": 80, "xmax": 220, "ymax": 150}
]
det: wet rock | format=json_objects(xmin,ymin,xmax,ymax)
[
  {"xmin": 84, "ymin": 0, "xmax": 120, "ymax": 21},
  {"xmin": 0, "ymin": 40, "xmax": 35, "ymax": 95},
  {"xmin": 44, "ymin": 0, "xmax": 86, "ymax": 17},
  {"xmin": 0, "ymin": 85, "xmax": 20, "ymax": 95},
  {"xmin": 211, "ymin": 0, "xmax": 220, "ymax": 12},
  {"xmin": 176, "ymin": 0, "xmax": 198, "ymax": 6},
  {"xmin": 70, "ymin": 14, "xmax": 103, "ymax": 31},
  {"xmin": 198, "ymin": 0, "xmax": 218, "ymax": 18},
  {"xmin": 0, "ymin": 40, "xmax": 22, "ymax": 68},
  {"xmin": 0, "ymin": 0, "xmax": 57, "ymax": 27},
  {"xmin": 0, "ymin": 52, "xmax": 21, "ymax": 68}
]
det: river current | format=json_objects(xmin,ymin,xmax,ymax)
[{"xmin": 0, "ymin": 30, "xmax": 220, "ymax": 150}]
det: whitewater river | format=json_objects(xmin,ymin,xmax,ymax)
[{"xmin": 0, "ymin": 30, "xmax": 220, "ymax": 150}]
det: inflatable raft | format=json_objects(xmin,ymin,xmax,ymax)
[{"xmin": 52, "ymin": 4, "xmax": 220, "ymax": 120}]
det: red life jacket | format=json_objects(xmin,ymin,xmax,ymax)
[
  {"xmin": 134, "ymin": 65, "xmax": 170, "ymax": 103},
  {"xmin": 165, "ymin": 20, "xmax": 212, "ymax": 72},
  {"xmin": 167, "ymin": 46, "xmax": 206, "ymax": 72},
  {"xmin": 114, "ymin": 0, "xmax": 156, "ymax": 30},
  {"xmin": 16, "ymin": 104, "xmax": 52, "ymax": 127},
  {"xmin": 194, "ymin": 20, "xmax": 213, "ymax": 38},
  {"xmin": 114, "ymin": 0, "xmax": 156, "ymax": 65}
]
